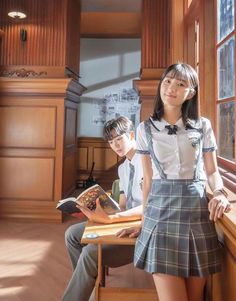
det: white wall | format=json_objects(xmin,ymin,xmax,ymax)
[{"xmin": 78, "ymin": 38, "xmax": 141, "ymax": 137}]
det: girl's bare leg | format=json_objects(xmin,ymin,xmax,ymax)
[
  {"xmin": 186, "ymin": 276, "xmax": 207, "ymax": 301},
  {"xmin": 153, "ymin": 273, "xmax": 188, "ymax": 301}
]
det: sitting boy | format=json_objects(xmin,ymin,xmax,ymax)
[{"xmin": 61, "ymin": 116, "xmax": 143, "ymax": 301}]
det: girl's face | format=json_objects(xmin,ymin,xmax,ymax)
[{"xmin": 160, "ymin": 73, "xmax": 194, "ymax": 109}]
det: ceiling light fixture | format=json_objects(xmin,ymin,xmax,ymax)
[{"xmin": 8, "ymin": 11, "xmax": 27, "ymax": 19}]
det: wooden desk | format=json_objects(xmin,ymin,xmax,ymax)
[{"xmin": 82, "ymin": 220, "xmax": 158, "ymax": 301}]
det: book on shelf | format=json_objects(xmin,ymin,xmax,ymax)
[{"xmin": 56, "ymin": 184, "xmax": 121, "ymax": 216}]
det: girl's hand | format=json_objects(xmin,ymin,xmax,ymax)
[
  {"xmin": 208, "ymin": 195, "xmax": 231, "ymax": 222},
  {"xmin": 77, "ymin": 198, "xmax": 111, "ymax": 224},
  {"xmin": 116, "ymin": 225, "xmax": 142, "ymax": 238}
]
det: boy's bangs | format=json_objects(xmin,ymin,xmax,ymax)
[{"xmin": 104, "ymin": 127, "xmax": 119, "ymax": 141}]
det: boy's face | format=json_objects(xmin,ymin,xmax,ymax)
[{"xmin": 108, "ymin": 130, "xmax": 134, "ymax": 157}]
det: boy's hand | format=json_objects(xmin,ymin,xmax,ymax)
[
  {"xmin": 77, "ymin": 198, "xmax": 111, "ymax": 224},
  {"xmin": 116, "ymin": 225, "xmax": 141, "ymax": 238}
]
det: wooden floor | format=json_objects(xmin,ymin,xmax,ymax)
[{"xmin": 0, "ymin": 217, "xmax": 155, "ymax": 301}]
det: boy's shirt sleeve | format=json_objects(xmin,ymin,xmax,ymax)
[
  {"xmin": 136, "ymin": 122, "xmax": 150, "ymax": 154},
  {"xmin": 202, "ymin": 118, "xmax": 217, "ymax": 152}
]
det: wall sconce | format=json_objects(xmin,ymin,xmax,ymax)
[
  {"xmin": 20, "ymin": 28, "xmax": 27, "ymax": 42},
  {"xmin": 8, "ymin": 11, "xmax": 27, "ymax": 42},
  {"xmin": 8, "ymin": 11, "xmax": 27, "ymax": 19}
]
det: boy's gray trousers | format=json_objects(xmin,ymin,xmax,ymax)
[{"xmin": 61, "ymin": 222, "xmax": 134, "ymax": 301}]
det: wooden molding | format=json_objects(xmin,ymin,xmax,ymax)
[
  {"xmin": 140, "ymin": 68, "xmax": 165, "ymax": 80},
  {"xmin": 133, "ymin": 79, "xmax": 159, "ymax": 96},
  {"xmin": 0, "ymin": 66, "xmax": 82, "ymax": 79},
  {"xmin": 0, "ymin": 77, "xmax": 86, "ymax": 97}
]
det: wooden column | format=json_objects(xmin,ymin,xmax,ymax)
[
  {"xmin": 134, "ymin": 0, "xmax": 170, "ymax": 121},
  {"xmin": 169, "ymin": 0, "xmax": 185, "ymax": 64},
  {"xmin": 141, "ymin": 0, "xmax": 170, "ymax": 71}
]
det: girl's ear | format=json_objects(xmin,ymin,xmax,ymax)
[{"xmin": 187, "ymin": 88, "xmax": 196, "ymax": 99}]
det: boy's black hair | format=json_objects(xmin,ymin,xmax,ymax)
[
  {"xmin": 152, "ymin": 62, "xmax": 199, "ymax": 125},
  {"xmin": 104, "ymin": 116, "xmax": 134, "ymax": 141}
]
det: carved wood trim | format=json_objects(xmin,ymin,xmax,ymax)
[{"xmin": 0, "ymin": 68, "xmax": 47, "ymax": 78}]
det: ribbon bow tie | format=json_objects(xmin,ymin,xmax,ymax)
[{"xmin": 165, "ymin": 125, "xmax": 178, "ymax": 135}]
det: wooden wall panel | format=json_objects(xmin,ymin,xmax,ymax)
[
  {"xmin": 0, "ymin": 157, "xmax": 54, "ymax": 200},
  {"xmin": 0, "ymin": 77, "xmax": 85, "ymax": 222},
  {"xmin": 0, "ymin": 106, "xmax": 56, "ymax": 148},
  {"xmin": 0, "ymin": 0, "xmax": 67, "ymax": 66},
  {"xmin": 65, "ymin": 107, "xmax": 77, "ymax": 147},
  {"xmin": 77, "ymin": 147, "xmax": 88, "ymax": 170},
  {"xmin": 0, "ymin": 0, "xmax": 80, "ymax": 73},
  {"xmin": 77, "ymin": 137, "xmax": 120, "ymax": 190},
  {"xmin": 93, "ymin": 148, "xmax": 118, "ymax": 171},
  {"xmin": 63, "ymin": 152, "xmax": 76, "ymax": 195}
]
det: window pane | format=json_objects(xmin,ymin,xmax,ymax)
[
  {"xmin": 217, "ymin": 102, "xmax": 235, "ymax": 161},
  {"xmin": 217, "ymin": 37, "xmax": 235, "ymax": 99},
  {"xmin": 217, "ymin": 0, "xmax": 234, "ymax": 42}
]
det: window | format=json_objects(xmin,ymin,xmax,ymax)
[{"xmin": 216, "ymin": 0, "xmax": 235, "ymax": 171}]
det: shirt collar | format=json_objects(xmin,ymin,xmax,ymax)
[{"xmin": 149, "ymin": 117, "xmax": 184, "ymax": 131}]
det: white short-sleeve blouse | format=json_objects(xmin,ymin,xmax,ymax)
[{"xmin": 136, "ymin": 117, "xmax": 217, "ymax": 180}]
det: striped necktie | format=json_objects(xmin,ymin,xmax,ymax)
[{"xmin": 126, "ymin": 163, "xmax": 135, "ymax": 209}]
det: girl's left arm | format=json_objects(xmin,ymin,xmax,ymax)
[{"xmin": 204, "ymin": 151, "xmax": 231, "ymax": 221}]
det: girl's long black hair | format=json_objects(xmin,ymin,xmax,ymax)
[{"xmin": 152, "ymin": 63, "xmax": 199, "ymax": 125}]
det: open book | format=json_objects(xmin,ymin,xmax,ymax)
[{"xmin": 56, "ymin": 184, "xmax": 121, "ymax": 215}]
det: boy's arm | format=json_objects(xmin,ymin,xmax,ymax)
[
  {"xmin": 78, "ymin": 199, "xmax": 142, "ymax": 224},
  {"xmin": 118, "ymin": 193, "xmax": 127, "ymax": 211}
]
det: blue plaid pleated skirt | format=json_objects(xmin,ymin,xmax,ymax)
[{"xmin": 134, "ymin": 179, "xmax": 221, "ymax": 277}]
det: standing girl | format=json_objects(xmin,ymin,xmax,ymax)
[{"xmin": 134, "ymin": 63, "xmax": 231, "ymax": 301}]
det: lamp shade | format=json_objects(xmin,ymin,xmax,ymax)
[{"xmin": 8, "ymin": 11, "xmax": 27, "ymax": 19}]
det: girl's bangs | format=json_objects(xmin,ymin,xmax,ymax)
[{"xmin": 166, "ymin": 65, "xmax": 197, "ymax": 88}]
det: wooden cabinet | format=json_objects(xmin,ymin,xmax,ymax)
[{"xmin": 0, "ymin": 77, "xmax": 85, "ymax": 222}]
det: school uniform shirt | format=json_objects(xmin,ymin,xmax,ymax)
[
  {"xmin": 118, "ymin": 152, "xmax": 143, "ymax": 208},
  {"xmin": 136, "ymin": 117, "xmax": 217, "ymax": 180}
]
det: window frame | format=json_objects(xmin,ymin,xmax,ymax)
[{"xmin": 215, "ymin": 0, "xmax": 236, "ymax": 177}]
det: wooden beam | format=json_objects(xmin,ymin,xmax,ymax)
[{"xmin": 81, "ymin": 12, "xmax": 141, "ymax": 38}]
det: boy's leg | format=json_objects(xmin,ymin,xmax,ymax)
[
  {"xmin": 62, "ymin": 243, "xmax": 99, "ymax": 301},
  {"xmin": 65, "ymin": 222, "xmax": 86, "ymax": 270},
  {"xmin": 63, "ymin": 193, "xmax": 134, "ymax": 301}
]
